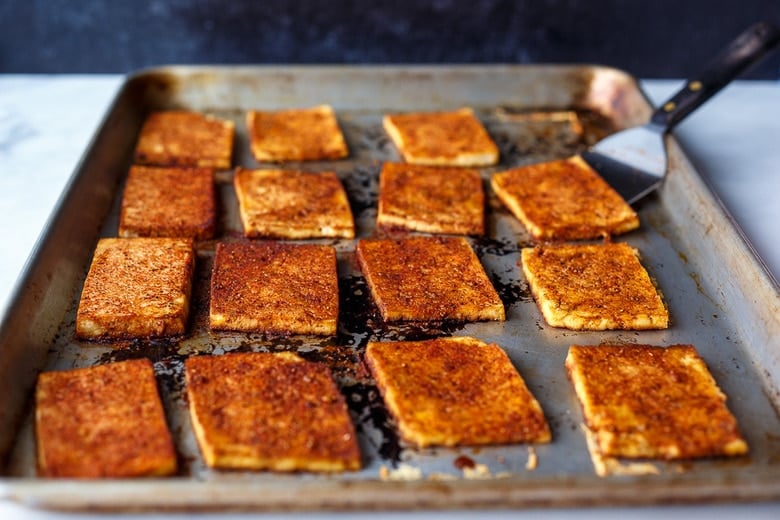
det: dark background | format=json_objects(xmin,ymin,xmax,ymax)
[{"xmin": 1, "ymin": 0, "xmax": 778, "ymax": 78}]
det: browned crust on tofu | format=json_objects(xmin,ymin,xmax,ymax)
[
  {"xmin": 491, "ymin": 156, "xmax": 639, "ymax": 241},
  {"xmin": 356, "ymin": 236, "xmax": 504, "ymax": 322},
  {"xmin": 209, "ymin": 241, "xmax": 339, "ymax": 335},
  {"xmin": 234, "ymin": 168, "xmax": 354, "ymax": 239},
  {"xmin": 382, "ymin": 108, "xmax": 499, "ymax": 166},
  {"xmin": 565, "ymin": 344, "xmax": 749, "ymax": 459},
  {"xmin": 185, "ymin": 352, "xmax": 361, "ymax": 472},
  {"xmin": 376, "ymin": 162, "xmax": 485, "ymax": 235},
  {"xmin": 246, "ymin": 105, "xmax": 349, "ymax": 161},
  {"xmin": 134, "ymin": 111, "xmax": 234, "ymax": 169},
  {"xmin": 119, "ymin": 165, "xmax": 216, "ymax": 240},
  {"xmin": 521, "ymin": 242, "xmax": 668, "ymax": 330},
  {"xmin": 75, "ymin": 238, "xmax": 195, "ymax": 340},
  {"xmin": 365, "ymin": 337, "xmax": 550, "ymax": 447},
  {"xmin": 35, "ymin": 359, "xmax": 177, "ymax": 478}
]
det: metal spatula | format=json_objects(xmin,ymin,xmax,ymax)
[{"xmin": 581, "ymin": 22, "xmax": 780, "ymax": 204}]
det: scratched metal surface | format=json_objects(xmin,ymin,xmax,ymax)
[{"xmin": 0, "ymin": 66, "xmax": 778, "ymax": 511}]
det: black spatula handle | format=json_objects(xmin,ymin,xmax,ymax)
[{"xmin": 650, "ymin": 21, "xmax": 780, "ymax": 131}]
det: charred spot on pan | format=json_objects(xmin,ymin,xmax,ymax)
[
  {"xmin": 297, "ymin": 344, "xmax": 369, "ymax": 385},
  {"xmin": 470, "ymin": 235, "xmax": 520, "ymax": 257},
  {"xmin": 371, "ymin": 322, "xmax": 466, "ymax": 343},
  {"xmin": 341, "ymin": 164, "xmax": 380, "ymax": 219},
  {"xmin": 341, "ymin": 119, "xmax": 397, "ymax": 159},
  {"xmin": 454, "ymin": 454, "xmax": 477, "ymax": 470},
  {"xmin": 337, "ymin": 274, "xmax": 467, "ymax": 347},
  {"xmin": 489, "ymin": 273, "xmax": 530, "ymax": 307},
  {"xmin": 338, "ymin": 274, "xmax": 381, "ymax": 347},
  {"xmin": 218, "ymin": 332, "xmax": 320, "ymax": 354},
  {"xmin": 343, "ymin": 382, "xmax": 403, "ymax": 463},
  {"xmin": 96, "ymin": 336, "xmax": 182, "ymax": 365},
  {"xmin": 364, "ymin": 125, "xmax": 397, "ymax": 157},
  {"xmin": 153, "ymin": 353, "xmax": 189, "ymax": 398}
]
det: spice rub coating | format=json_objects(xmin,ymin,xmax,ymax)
[
  {"xmin": 565, "ymin": 344, "xmax": 748, "ymax": 459},
  {"xmin": 356, "ymin": 236, "xmax": 505, "ymax": 322},
  {"xmin": 377, "ymin": 162, "xmax": 485, "ymax": 235},
  {"xmin": 134, "ymin": 110, "xmax": 234, "ymax": 169},
  {"xmin": 234, "ymin": 168, "xmax": 354, "ymax": 239},
  {"xmin": 365, "ymin": 337, "xmax": 550, "ymax": 447},
  {"xmin": 246, "ymin": 104, "xmax": 349, "ymax": 161},
  {"xmin": 521, "ymin": 242, "xmax": 668, "ymax": 330},
  {"xmin": 491, "ymin": 156, "xmax": 639, "ymax": 241},
  {"xmin": 382, "ymin": 108, "xmax": 499, "ymax": 166},
  {"xmin": 75, "ymin": 237, "xmax": 195, "ymax": 340},
  {"xmin": 185, "ymin": 352, "xmax": 361, "ymax": 471},
  {"xmin": 209, "ymin": 241, "xmax": 339, "ymax": 335},
  {"xmin": 35, "ymin": 358, "xmax": 177, "ymax": 478},
  {"xmin": 119, "ymin": 165, "xmax": 216, "ymax": 240}
]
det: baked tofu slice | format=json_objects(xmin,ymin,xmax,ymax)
[
  {"xmin": 185, "ymin": 352, "xmax": 361, "ymax": 472},
  {"xmin": 234, "ymin": 168, "xmax": 354, "ymax": 239},
  {"xmin": 382, "ymin": 108, "xmax": 499, "ymax": 167},
  {"xmin": 133, "ymin": 110, "xmax": 234, "ymax": 169},
  {"xmin": 246, "ymin": 105, "xmax": 349, "ymax": 161},
  {"xmin": 209, "ymin": 241, "xmax": 339, "ymax": 335},
  {"xmin": 365, "ymin": 337, "xmax": 550, "ymax": 447},
  {"xmin": 565, "ymin": 344, "xmax": 748, "ymax": 460},
  {"xmin": 356, "ymin": 236, "xmax": 504, "ymax": 322},
  {"xmin": 376, "ymin": 162, "xmax": 485, "ymax": 236},
  {"xmin": 521, "ymin": 242, "xmax": 668, "ymax": 330},
  {"xmin": 119, "ymin": 165, "xmax": 217, "ymax": 240},
  {"xmin": 76, "ymin": 238, "xmax": 195, "ymax": 340},
  {"xmin": 491, "ymin": 156, "xmax": 639, "ymax": 241},
  {"xmin": 36, "ymin": 358, "xmax": 177, "ymax": 478}
]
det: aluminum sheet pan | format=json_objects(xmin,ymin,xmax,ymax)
[{"xmin": 0, "ymin": 65, "xmax": 779, "ymax": 511}]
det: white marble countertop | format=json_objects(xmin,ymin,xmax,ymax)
[{"xmin": 0, "ymin": 74, "xmax": 778, "ymax": 519}]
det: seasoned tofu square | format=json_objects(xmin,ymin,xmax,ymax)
[
  {"xmin": 35, "ymin": 358, "xmax": 177, "ymax": 478},
  {"xmin": 491, "ymin": 156, "xmax": 639, "ymax": 241},
  {"xmin": 133, "ymin": 110, "xmax": 234, "ymax": 169},
  {"xmin": 75, "ymin": 238, "xmax": 195, "ymax": 340},
  {"xmin": 234, "ymin": 168, "xmax": 354, "ymax": 239},
  {"xmin": 356, "ymin": 236, "xmax": 504, "ymax": 322},
  {"xmin": 185, "ymin": 352, "xmax": 361, "ymax": 472},
  {"xmin": 365, "ymin": 336, "xmax": 550, "ymax": 447},
  {"xmin": 376, "ymin": 162, "xmax": 485, "ymax": 236},
  {"xmin": 119, "ymin": 165, "xmax": 217, "ymax": 240},
  {"xmin": 565, "ymin": 344, "xmax": 748, "ymax": 460},
  {"xmin": 209, "ymin": 241, "xmax": 339, "ymax": 335},
  {"xmin": 246, "ymin": 105, "xmax": 349, "ymax": 161},
  {"xmin": 382, "ymin": 108, "xmax": 499, "ymax": 166},
  {"xmin": 521, "ymin": 242, "xmax": 668, "ymax": 330}
]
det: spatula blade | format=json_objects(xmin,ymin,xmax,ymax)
[
  {"xmin": 580, "ymin": 149, "xmax": 664, "ymax": 205},
  {"xmin": 581, "ymin": 123, "xmax": 666, "ymax": 204},
  {"xmin": 581, "ymin": 22, "xmax": 780, "ymax": 205}
]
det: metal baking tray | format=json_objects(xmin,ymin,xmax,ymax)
[{"xmin": 0, "ymin": 65, "xmax": 778, "ymax": 511}]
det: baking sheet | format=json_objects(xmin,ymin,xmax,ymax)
[{"xmin": 0, "ymin": 65, "xmax": 778, "ymax": 511}]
